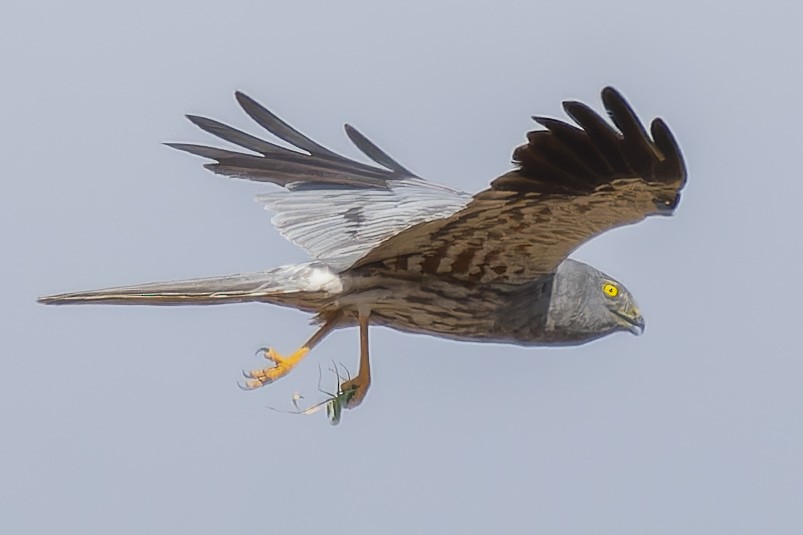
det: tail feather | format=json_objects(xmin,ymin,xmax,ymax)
[{"xmin": 38, "ymin": 263, "xmax": 343, "ymax": 309}]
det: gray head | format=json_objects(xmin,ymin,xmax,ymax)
[{"xmin": 545, "ymin": 259, "xmax": 645, "ymax": 345}]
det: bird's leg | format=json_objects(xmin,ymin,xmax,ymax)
[
  {"xmin": 341, "ymin": 310, "xmax": 371, "ymax": 409},
  {"xmin": 242, "ymin": 315, "xmax": 340, "ymax": 390}
]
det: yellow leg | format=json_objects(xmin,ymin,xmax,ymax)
[
  {"xmin": 340, "ymin": 311, "xmax": 371, "ymax": 409},
  {"xmin": 241, "ymin": 315, "xmax": 340, "ymax": 390}
]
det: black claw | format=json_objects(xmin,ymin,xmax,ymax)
[{"xmin": 255, "ymin": 347, "xmax": 269, "ymax": 357}]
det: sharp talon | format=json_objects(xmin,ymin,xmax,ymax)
[
  {"xmin": 239, "ymin": 377, "xmax": 265, "ymax": 390},
  {"xmin": 242, "ymin": 369, "xmax": 253, "ymax": 379},
  {"xmin": 254, "ymin": 347, "xmax": 281, "ymax": 364}
]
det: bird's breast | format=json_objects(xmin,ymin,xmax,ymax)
[{"xmin": 339, "ymin": 269, "xmax": 555, "ymax": 345}]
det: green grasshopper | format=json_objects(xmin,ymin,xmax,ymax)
[{"xmin": 271, "ymin": 362, "xmax": 357, "ymax": 425}]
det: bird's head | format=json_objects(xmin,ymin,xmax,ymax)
[{"xmin": 547, "ymin": 259, "xmax": 645, "ymax": 343}]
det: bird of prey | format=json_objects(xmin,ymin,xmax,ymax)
[{"xmin": 39, "ymin": 87, "xmax": 686, "ymax": 410}]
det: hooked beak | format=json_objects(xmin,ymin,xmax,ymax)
[{"xmin": 613, "ymin": 307, "xmax": 645, "ymax": 336}]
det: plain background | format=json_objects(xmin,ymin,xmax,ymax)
[{"xmin": 3, "ymin": 1, "xmax": 802, "ymax": 533}]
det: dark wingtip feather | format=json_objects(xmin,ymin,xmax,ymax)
[
  {"xmin": 601, "ymin": 87, "xmax": 651, "ymax": 146},
  {"xmin": 233, "ymin": 91, "xmax": 343, "ymax": 159},
  {"xmin": 185, "ymin": 114, "xmax": 290, "ymax": 156},
  {"xmin": 600, "ymin": 86, "xmax": 624, "ymax": 105},
  {"xmin": 344, "ymin": 123, "xmax": 414, "ymax": 176},
  {"xmin": 233, "ymin": 91, "xmax": 257, "ymax": 111},
  {"xmin": 170, "ymin": 93, "xmax": 415, "ymax": 188},
  {"xmin": 650, "ymin": 118, "xmax": 687, "ymax": 184},
  {"xmin": 601, "ymin": 87, "xmax": 643, "ymax": 137},
  {"xmin": 600, "ymin": 87, "xmax": 660, "ymax": 177},
  {"xmin": 498, "ymin": 87, "xmax": 686, "ymax": 196},
  {"xmin": 164, "ymin": 142, "xmax": 240, "ymax": 160}
]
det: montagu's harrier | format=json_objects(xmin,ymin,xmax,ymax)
[{"xmin": 40, "ymin": 87, "xmax": 686, "ymax": 409}]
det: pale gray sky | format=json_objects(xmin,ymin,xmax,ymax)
[{"xmin": 3, "ymin": 1, "xmax": 803, "ymax": 533}]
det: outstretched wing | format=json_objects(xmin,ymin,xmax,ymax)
[
  {"xmin": 169, "ymin": 93, "xmax": 471, "ymax": 270},
  {"xmin": 353, "ymin": 87, "xmax": 687, "ymax": 283}
]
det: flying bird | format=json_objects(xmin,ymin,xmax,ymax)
[{"xmin": 39, "ymin": 87, "xmax": 686, "ymax": 410}]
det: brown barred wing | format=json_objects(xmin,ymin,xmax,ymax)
[{"xmin": 353, "ymin": 87, "xmax": 686, "ymax": 283}]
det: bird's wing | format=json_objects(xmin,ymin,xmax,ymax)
[
  {"xmin": 353, "ymin": 87, "xmax": 687, "ymax": 283},
  {"xmin": 169, "ymin": 92, "xmax": 471, "ymax": 270}
]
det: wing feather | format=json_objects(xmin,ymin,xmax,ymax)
[
  {"xmin": 562, "ymin": 99, "xmax": 629, "ymax": 174},
  {"xmin": 353, "ymin": 87, "xmax": 687, "ymax": 283},
  {"xmin": 259, "ymin": 179, "xmax": 470, "ymax": 270},
  {"xmin": 234, "ymin": 91, "xmax": 345, "ymax": 161},
  {"xmin": 169, "ymin": 93, "xmax": 471, "ymax": 269},
  {"xmin": 184, "ymin": 114, "xmax": 288, "ymax": 155},
  {"xmin": 344, "ymin": 124, "xmax": 414, "ymax": 175},
  {"xmin": 171, "ymin": 92, "xmax": 412, "ymax": 188},
  {"xmin": 171, "ymin": 87, "xmax": 685, "ymax": 280},
  {"xmin": 650, "ymin": 118, "xmax": 687, "ymax": 182}
]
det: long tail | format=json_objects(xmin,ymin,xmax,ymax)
[{"xmin": 38, "ymin": 263, "xmax": 342, "ymax": 310}]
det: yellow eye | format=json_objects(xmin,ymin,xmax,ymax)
[{"xmin": 603, "ymin": 283, "xmax": 619, "ymax": 298}]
